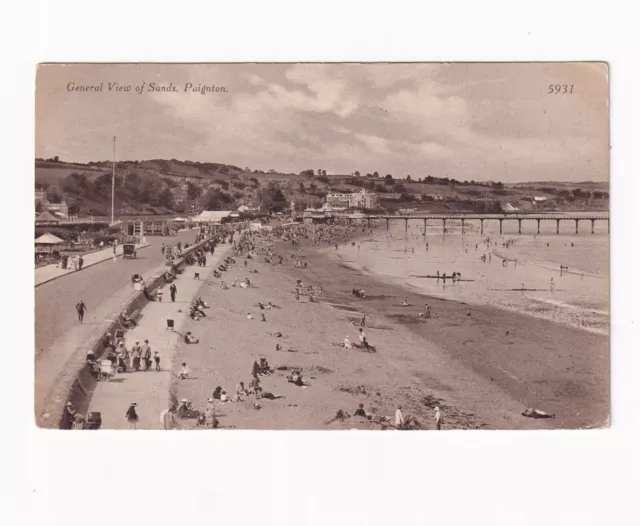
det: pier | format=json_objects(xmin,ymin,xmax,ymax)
[{"xmin": 300, "ymin": 212, "xmax": 609, "ymax": 235}]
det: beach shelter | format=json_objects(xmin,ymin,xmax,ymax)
[
  {"xmin": 36, "ymin": 210, "xmax": 61, "ymax": 224},
  {"xmin": 35, "ymin": 232, "xmax": 64, "ymax": 254}
]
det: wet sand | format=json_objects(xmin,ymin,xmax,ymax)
[{"xmin": 171, "ymin": 231, "xmax": 609, "ymax": 430}]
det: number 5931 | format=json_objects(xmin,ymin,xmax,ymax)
[{"xmin": 548, "ymin": 84, "xmax": 574, "ymax": 94}]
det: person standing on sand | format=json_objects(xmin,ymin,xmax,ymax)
[
  {"xmin": 434, "ymin": 406, "xmax": 443, "ymax": 430},
  {"xmin": 358, "ymin": 328, "xmax": 366, "ymax": 346},
  {"xmin": 360, "ymin": 314, "xmax": 366, "ymax": 327},
  {"xmin": 161, "ymin": 404, "xmax": 180, "ymax": 430},
  {"xmin": 154, "ymin": 351, "xmax": 161, "ymax": 371},
  {"xmin": 550, "ymin": 278, "xmax": 555, "ymax": 293},
  {"xmin": 75, "ymin": 300, "xmax": 87, "ymax": 323},
  {"xmin": 170, "ymin": 283, "xmax": 177, "ymax": 302},
  {"xmin": 126, "ymin": 402, "xmax": 139, "ymax": 430},
  {"xmin": 395, "ymin": 406, "xmax": 405, "ymax": 428}
]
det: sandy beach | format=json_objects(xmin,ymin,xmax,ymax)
[{"xmin": 170, "ymin": 225, "xmax": 608, "ymax": 430}]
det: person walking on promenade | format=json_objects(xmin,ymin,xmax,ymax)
[
  {"xmin": 142, "ymin": 339, "xmax": 152, "ymax": 371},
  {"xmin": 131, "ymin": 340, "xmax": 142, "ymax": 372},
  {"xmin": 156, "ymin": 288, "xmax": 164, "ymax": 302},
  {"xmin": 78, "ymin": 255, "xmax": 84, "ymax": 270},
  {"xmin": 126, "ymin": 402, "xmax": 139, "ymax": 429},
  {"xmin": 154, "ymin": 350, "xmax": 161, "ymax": 371},
  {"xmin": 75, "ymin": 300, "xmax": 87, "ymax": 323},
  {"xmin": 170, "ymin": 283, "xmax": 177, "ymax": 302}
]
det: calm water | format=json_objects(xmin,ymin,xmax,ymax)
[{"xmin": 327, "ymin": 217, "xmax": 609, "ymax": 334}]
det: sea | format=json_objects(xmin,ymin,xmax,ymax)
[{"xmin": 326, "ymin": 215, "xmax": 609, "ymax": 335}]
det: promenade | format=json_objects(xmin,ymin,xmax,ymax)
[
  {"xmin": 35, "ymin": 242, "xmax": 150, "ymax": 287},
  {"xmin": 87, "ymin": 244, "xmax": 231, "ymax": 429},
  {"xmin": 34, "ymin": 230, "xmax": 198, "ymax": 426}
]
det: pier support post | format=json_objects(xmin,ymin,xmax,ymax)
[
  {"xmin": 518, "ymin": 219, "xmax": 522, "ymax": 234},
  {"xmin": 480, "ymin": 219, "xmax": 484, "ymax": 234},
  {"xmin": 591, "ymin": 219, "xmax": 595, "ymax": 234},
  {"xmin": 537, "ymin": 219, "xmax": 541, "ymax": 234},
  {"xmin": 404, "ymin": 219, "xmax": 408, "ymax": 232},
  {"xmin": 607, "ymin": 219, "xmax": 610, "ymax": 234},
  {"xmin": 575, "ymin": 219, "xmax": 579, "ymax": 234},
  {"xmin": 442, "ymin": 219, "xmax": 446, "ymax": 234},
  {"xmin": 461, "ymin": 219, "xmax": 465, "ymax": 234},
  {"xmin": 386, "ymin": 219, "xmax": 389, "ymax": 230},
  {"xmin": 423, "ymin": 218, "xmax": 427, "ymax": 236},
  {"xmin": 556, "ymin": 219, "xmax": 560, "ymax": 234},
  {"xmin": 499, "ymin": 219, "xmax": 503, "ymax": 235},
  {"xmin": 367, "ymin": 218, "xmax": 371, "ymax": 228}
]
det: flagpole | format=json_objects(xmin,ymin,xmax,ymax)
[{"xmin": 111, "ymin": 136, "xmax": 115, "ymax": 225}]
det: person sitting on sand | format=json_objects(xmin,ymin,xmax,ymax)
[
  {"xmin": 343, "ymin": 336, "xmax": 353, "ymax": 349},
  {"xmin": 184, "ymin": 331, "xmax": 199, "ymax": 344},
  {"xmin": 212, "ymin": 386, "xmax": 222, "ymax": 400},
  {"xmin": 258, "ymin": 356, "xmax": 273, "ymax": 375},
  {"xmin": 287, "ymin": 370, "xmax": 307, "ymax": 387},
  {"xmin": 236, "ymin": 382, "xmax": 247, "ymax": 396},
  {"xmin": 247, "ymin": 313, "xmax": 254, "ymax": 320},
  {"xmin": 354, "ymin": 403, "xmax": 368, "ymax": 418},
  {"xmin": 220, "ymin": 391, "xmax": 229, "ymax": 402},
  {"xmin": 324, "ymin": 409, "xmax": 350, "ymax": 425},
  {"xmin": 247, "ymin": 375, "xmax": 260, "ymax": 394},
  {"xmin": 178, "ymin": 362, "xmax": 191, "ymax": 380},
  {"xmin": 402, "ymin": 299, "xmax": 409, "ymax": 307}
]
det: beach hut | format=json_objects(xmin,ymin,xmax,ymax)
[{"xmin": 35, "ymin": 233, "xmax": 64, "ymax": 254}]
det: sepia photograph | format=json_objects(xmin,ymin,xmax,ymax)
[{"xmin": 34, "ymin": 62, "xmax": 609, "ymax": 431}]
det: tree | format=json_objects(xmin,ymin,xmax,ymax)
[
  {"xmin": 68, "ymin": 202, "xmax": 81, "ymax": 216},
  {"xmin": 385, "ymin": 174, "xmax": 393, "ymax": 181},
  {"xmin": 204, "ymin": 188, "xmax": 233, "ymax": 210},
  {"xmin": 53, "ymin": 156, "xmax": 59, "ymax": 162},
  {"xmin": 259, "ymin": 182, "xmax": 288, "ymax": 213},
  {"xmin": 158, "ymin": 188, "xmax": 175, "ymax": 209},
  {"xmin": 317, "ymin": 169, "xmax": 322, "ymax": 175},
  {"xmin": 300, "ymin": 169, "xmax": 314, "ymax": 177},
  {"xmin": 354, "ymin": 171, "xmax": 360, "ymax": 177},
  {"xmin": 373, "ymin": 171, "xmax": 379, "ymax": 178},
  {"xmin": 406, "ymin": 175, "xmax": 412, "ymax": 182},
  {"xmin": 187, "ymin": 182, "xmax": 202, "ymax": 200},
  {"xmin": 46, "ymin": 189, "xmax": 63, "ymax": 203},
  {"xmin": 299, "ymin": 182, "xmax": 306, "ymax": 193},
  {"xmin": 321, "ymin": 169, "xmax": 327, "ymax": 176}
]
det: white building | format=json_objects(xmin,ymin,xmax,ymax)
[{"xmin": 326, "ymin": 188, "xmax": 377, "ymax": 209}]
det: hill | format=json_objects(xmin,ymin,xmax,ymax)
[{"xmin": 34, "ymin": 158, "xmax": 609, "ymax": 217}]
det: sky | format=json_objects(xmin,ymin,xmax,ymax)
[{"xmin": 35, "ymin": 63, "xmax": 609, "ymax": 183}]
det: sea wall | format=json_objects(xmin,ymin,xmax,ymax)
[{"xmin": 39, "ymin": 236, "xmax": 219, "ymax": 429}]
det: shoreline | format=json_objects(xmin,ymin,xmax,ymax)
[{"xmin": 171, "ymin": 226, "xmax": 608, "ymax": 430}]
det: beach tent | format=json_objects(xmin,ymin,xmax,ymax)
[
  {"xmin": 502, "ymin": 202, "xmax": 519, "ymax": 212},
  {"xmin": 173, "ymin": 217, "xmax": 187, "ymax": 222},
  {"xmin": 35, "ymin": 233, "xmax": 64, "ymax": 253}
]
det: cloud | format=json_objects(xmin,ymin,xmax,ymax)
[{"xmin": 35, "ymin": 63, "xmax": 609, "ymax": 182}]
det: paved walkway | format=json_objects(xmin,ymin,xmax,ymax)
[
  {"xmin": 35, "ymin": 242, "xmax": 150, "ymax": 287},
  {"xmin": 87, "ymin": 244, "xmax": 231, "ymax": 429}
]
